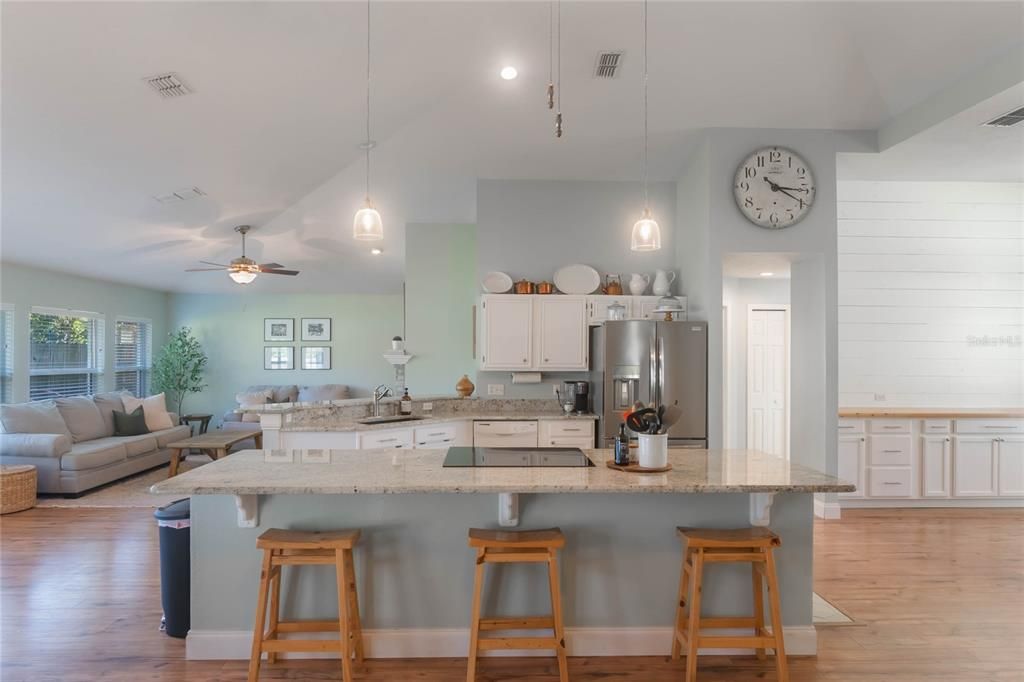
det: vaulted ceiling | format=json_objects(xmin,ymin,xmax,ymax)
[{"xmin": 2, "ymin": 1, "xmax": 1021, "ymax": 293}]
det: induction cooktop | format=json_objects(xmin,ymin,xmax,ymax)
[{"xmin": 442, "ymin": 447, "xmax": 594, "ymax": 468}]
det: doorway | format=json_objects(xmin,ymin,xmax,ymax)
[{"xmin": 746, "ymin": 305, "xmax": 790, "ymax": 458}]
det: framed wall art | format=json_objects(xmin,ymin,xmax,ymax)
[
  {"xmin": 301, "ymin": 346, "xmax": 332, "ymax": 370},
  {"xmin": 264, "ymin": 318, "xmax": 294, "ymax": 342},
  {"xmin": 301, "ymin": 317, "xmax": 332, "ymax": 342},
  {"xmin": 264, "ymin": 346, "xmax": 294, "ymax": 370}
]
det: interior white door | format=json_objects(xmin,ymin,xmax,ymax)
[
  {"xmin": 747, "ymin": 308, "xmax": 788, "ymax": 457},
  {"xmin": 480, "ymin": 296, "xmax": 532, "ymax": 369}
]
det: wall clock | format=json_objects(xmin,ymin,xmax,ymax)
[{"xmin": 733, "ymin": 146, "xmax": 816, "ymax": 229}]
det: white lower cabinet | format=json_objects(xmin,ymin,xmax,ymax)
[
  {"xmin": 413, "ymin": 423, "xmax": 458, "ymax": 449},
  {"xmin": 920, "ymin": 435, "xmax": 951, "ymax": 498},
  {"xmin": 539, "ymin": 420, "xmax": 595, "ymax": 448},
  {"xmin": 837, "ymin": 435, "xmax": 865, "ymax": 498},
  {"xmin": 359, "ymin": 428, "xmax": 415, "ymax": 449},
  {"xmin": 952, "ymin": 437, "xmax": 998, "ymax": 497},
  {"xmin": 997, "ymin": 437, "xmax": 1024, "ymax": 497},
  {"xmin": 867, "ymin": 467, "xmax": 912, "ymax": 498}
]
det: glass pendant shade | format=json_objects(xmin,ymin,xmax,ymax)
[
  {"xmin": 228, "ymin": 269, "xmax": 258, "ymax": 284},
  {"xmin": 353, "ymin": 202, "xmax": 384, "ymax": 241},
  {"xmin": 630, "ymin": 207, "xmax": 661, "ymax": 251}
]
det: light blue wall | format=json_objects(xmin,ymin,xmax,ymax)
[
  {"xmin": 0, "ymin": 261, "xmax": 170, "ymax": 403},
  {"xmin": 168, "ymin": 293, "xmax": 402, "ymax": 421}
]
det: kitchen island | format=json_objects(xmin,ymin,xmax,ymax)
[{"xmin": 152, "ymin": 448, "xmax": 852, "ymax": 660}]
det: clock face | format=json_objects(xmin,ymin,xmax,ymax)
[{"xmin": 733, "ymin": 146, "xmax": 816, "ymax": 229}]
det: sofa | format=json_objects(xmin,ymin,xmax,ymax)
[
  {"xmin": 0, "ymin": 392, "xmax": 191, "ymax": 495},
  {"xmin": 222, "ymin": 383, "xmax": 349, "ymax": 437}
]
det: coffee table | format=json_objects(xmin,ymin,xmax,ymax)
[{"xmin": 166, "ymin": 429, "xmax": 263, "ymax": 478}]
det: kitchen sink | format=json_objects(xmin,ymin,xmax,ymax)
[{"xmin": 356, "ymin": 415, "xmax": 425, "ymax": 425}]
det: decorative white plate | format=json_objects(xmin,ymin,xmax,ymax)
[
  {"xmin": 481, "ymin": 271, "xmax": 513, "ymax": 293},
  {"xmin": 553, "ymin": 264, "xmax": 601, "ymax": 294}
]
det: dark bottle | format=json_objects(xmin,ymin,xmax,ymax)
[
  {"xmin": 614, "ymin": 423, "xmax": 630, "ymax": 466},
  {"xmin": 399, "ymin": 388, "xmax": 413, "ymax": 414}
]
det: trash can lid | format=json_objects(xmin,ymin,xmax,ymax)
[{"xmin": 154, "ymin": 497, "xmax": 190, "ymax": 521}]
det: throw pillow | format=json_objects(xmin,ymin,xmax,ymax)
[
  {"xmin": 112, "ymin": 406, "xmax": 150, "ymax": 436},
  {"xmin": 55, "ymin": 395, "xmax": 107, "ymax": 442},
  {"xmin": 122, "ymin": 393, "xmax": 175, "ymax": 432},
  {"xmin": 297, "ymin": 385, "xmax": 350, "ymax": 402},
  {"xmin": 0, "ymin": 401, "xmax": 72, "ymax": 438},
  {"xmin": 93, "ymin": 391, "xmax": 131, "ymax": 436}
]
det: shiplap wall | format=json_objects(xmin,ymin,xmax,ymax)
[{"xmin": 837, "ymin": 181, "xmax": 1024, "ymax": 407}]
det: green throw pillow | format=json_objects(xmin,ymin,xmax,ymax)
[{"xmin": 112, "ymin": 406, "xmax": 150, "ymax": 436}]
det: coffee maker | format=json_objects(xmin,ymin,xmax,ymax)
[{"xmin": 561, "ymin": 381, "xmax": 590, "ymax": 414}]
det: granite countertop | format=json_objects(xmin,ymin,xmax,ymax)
[
  {"xmin": 281, "ymin": 413, "xmax": 599, "ymax": 433},
  {"xmin": 839, "ymin": 407, "xmax": 1024, "ymax": 419},
  {"xmin": 151, "ymin": 448, "xmax": 853, "ymax": 495}
]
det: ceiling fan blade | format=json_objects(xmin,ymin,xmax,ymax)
[
  {"xmin": 259, "ymin": 262, "xmax": 283, "ymax": 269},
  {"xmin": 200, "ymin": 260, "xmax": 231, "ymax": 268},
  {"xmin": 260, "ymin": 268, "xmax": 300, "ymax": 276},
  {"xmin": 185, "ymin": 267, "xmax": 227, "ymax": 272}
]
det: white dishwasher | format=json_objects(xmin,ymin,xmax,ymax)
[{"xmin": 473, "ymin": 420, "xmax": 539, "ymax": 447}]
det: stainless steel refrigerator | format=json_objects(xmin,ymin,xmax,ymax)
[{"xmin": 590, "ymin": 320, "xmax": 707, "ymax": 448}]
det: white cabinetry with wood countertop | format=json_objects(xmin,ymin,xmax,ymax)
[{"xmin": 836, "ymin": 409, "xmax": 1024, "ymax": 509}]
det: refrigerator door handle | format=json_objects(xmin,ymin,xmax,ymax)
[
  {"xmin": 649, "ymin": 333, "xmax": 658, "ymax": 409},
  {"xmin": 657, "ymin": 335, "xmax": 666, "ymax": 408}
]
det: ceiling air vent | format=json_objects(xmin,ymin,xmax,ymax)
[
  {"xmin": 983, "ymin": 106, "xmax": 1024, "ymax": 127},
  {"xmin": 595, "ymin": 52, "xmax": 624, "ymax": 79},
  {"xmin": 144, "ymin": 72, "xmax": 193, "ymax": 98},
  {"xmin": 153, "ymin": 187, "xmax": 207, "ymax": 204}
]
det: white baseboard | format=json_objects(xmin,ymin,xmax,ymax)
[
  {"xmin": 186, "ymin": 625, "xmax": 817, "ymax": 660},
  {"xmin": 840, "ymin": 498, "xmax": 1024, "ymax": 509},
  {"xmin": 813, "ymin": 495, "xmax": 842, "ymax": 519}
]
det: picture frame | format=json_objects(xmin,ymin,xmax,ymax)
[
  {"xmin": 264, "ymin": 346, "xmax": 294, "ymax": 370},
  {"xmin": 301, "ymin": 317, "xmax": 332, "ymax": 342},
  {"xmin": 264, "ymin": 318, "xmax": 294, "ymax": 342},
  {"xmin": 301, "ymin": 346, "xmax": 332, "ymax": 370}
]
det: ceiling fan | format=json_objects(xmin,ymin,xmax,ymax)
[{"xmin": 185, "ymin": 225, "xmax": 299, "ymax": 284}]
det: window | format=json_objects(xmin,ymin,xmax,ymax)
[
  {"xmin": 1, "ymin": 306, "xmax": 13, "ymax": 404},
  {"xmin": 114, "ymin": 318, "xmax": 152, "ymax": 398},
  {"xmin": 29, "ymin": 308, "xmax": 104, "ymax": 401}
]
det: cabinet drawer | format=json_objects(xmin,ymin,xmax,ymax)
[
  {"xmin": 955, "ymin": 419, "xmax": 1024, "ymax": 434},
  {"xmin": 921, "ymin": 419, "xmax": 952, "ymax": 434},
  {"xmin": 544, "ymin": 436, "xmax": 595, "ymax": 449},
  {"xmin": 837, "ymin": 418, "xmax": 865, "ymax": 434},
  {"xmin": 869, "ymin": 435, "xmax": 913, "ymax": 466},
  {"xmin": 414, "ymin": 423, "xmax": 458, "ymax": 446},
  {"xmin": 868, "ymin": 468, "xmax": 912, "ymax": 497},
  {"xmin": 359, "ymin": 429, "xmax": 414, "ymax": 449},
  {"xmin": 869, "ymin": 419, "xmax": 911, "ymax": 434},
  {"xmin": 543, "ymin": 421, "xmax": 594, "ymax": 438}
]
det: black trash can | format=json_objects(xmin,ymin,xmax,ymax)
[{"xmin": 154, "ymin": 497, "xmax": 190, "ymax": 638}]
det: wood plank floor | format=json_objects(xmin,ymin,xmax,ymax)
[{"xmin": 1, "ymin": 507, "xmax": 1021, "ymax": 681}]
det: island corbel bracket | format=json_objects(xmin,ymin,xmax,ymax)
[
  {"xmin": 748, "ymin": 492, "xmax": 775, "ymax": 527},
  {"xmin": 235, "ymin": 494, "xmax": 259, "ymax": 528},
  {"xmin": 498, "ymin": 492, "xmax": 519, "ymax": 527}
]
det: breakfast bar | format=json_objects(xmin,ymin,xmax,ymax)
[{"xmin": 152, "ymin": 448, "xmax": 852, "ymax": 661}]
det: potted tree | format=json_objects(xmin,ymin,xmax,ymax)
[{"xmin": 153, "ymin": 327, "xmax": 208, "ymax": 416}]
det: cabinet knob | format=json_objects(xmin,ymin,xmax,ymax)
[
  {"xmin": 544, "ymin": 358, "xmax": 549, "ymax": 362},
  {"xmin": 522, "ymin": 358, "xmax": 527, "ymax": 363}
]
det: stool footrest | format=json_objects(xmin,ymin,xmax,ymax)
[
  {"xmin": 274, "ymin": 619, "xmax": 340, "ymax": 633},
  {"xmin": 478, "ymin": 636, "xmax": 561, "ymax": 650},
  {"xmin": 695, "ymin": 617, "xmax": 758, "ymax": 629},
  {"xmin": 479, "ymin": 616, "xmax": 555, "ymax": 631},
  {"xmin": 482, "ymin": 550, "xmax": 551, "ymax": 564},
  {"xmin": 261, "ymin": 638, "xmax": 343, "ymax": 653},
  {"xmin": 696, "ymin": 635, "xmax": 778, "ymax": 649}
]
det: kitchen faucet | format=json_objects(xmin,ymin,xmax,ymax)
[{"xmin": 372, "ymin": 384, "xmax": 393, "ymax": 417}]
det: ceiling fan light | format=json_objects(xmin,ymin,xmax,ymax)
[
  {"xmin": 229, "ymin": 269, "xmax": 258, "ymax": 284},
  {"xmin": 631, "ymin": 207, "xmax": 661, "ymax": 251},
  {"xmin": 353, "ymin": 202, "xmax": 384, "ymax": 241}
]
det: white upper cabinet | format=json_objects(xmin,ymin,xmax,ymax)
[
  {"xmin": 536, "ymin": 296, "xmax": 587, "ymax": 370},
  {"xmin": 587, "ymin": 295, "xmax": 688, "ymax": 325},
  {"xmin": 997, "ymin": 437, "xmax": 1024, "ymax": 497},
  {"xmin": 636, "ymin": 296, "xmax": 669, "ymax": 320},
  {"xmin": 587, "ymin": 296, "xmax": 633, "ymax": 325},
  {"xmin": 480, "ymin": 295, "xmax": 533, "ymax": 370}
]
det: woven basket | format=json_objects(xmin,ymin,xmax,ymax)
[{"xmin": 1, "ymin": 465, "xmax": 37, "ymax": 515}]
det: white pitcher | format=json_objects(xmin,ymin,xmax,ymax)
[
  {"xmin": 652, "ymin": 269, "xmax": 676, "ymax": 296},
  {"xmin": 628, "ymin": 273, "xmax": 650, "ymax": 296}
]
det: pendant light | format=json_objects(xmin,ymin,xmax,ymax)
[
  {"xmin": 630, "ymin": 0, "xmax": 661, "ymax": 251},
  {"xmin": 353, "ymin": 0, "xmax": 383, "ymax": 241}
]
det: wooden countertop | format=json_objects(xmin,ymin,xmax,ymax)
[{"xmin": 839, "ymin": 407, "xmax": 1024, "ymax": 419}]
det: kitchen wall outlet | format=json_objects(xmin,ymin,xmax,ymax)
[
  {"xmin": 487, "ymin": 384, "xmax": 505, "ymax": 396},
  {"xmin": 873, "ymin": 393, "xmax": 886, "ymax": 402},
  {"xmin": 552, "ymin": 384, "xmax": 560, "ymax": 397},
  {"xmin": 422, "ymin": 402, "xmax": 433, "ymax": 412}
]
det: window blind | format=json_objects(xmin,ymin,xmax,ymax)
[
  {"xmin": 114, "ymin": 318, "xmax": 152, "ymax": 397},
  {"xmin": 29, "ymin": 308, "xmax": 104, "ymax": 401}
]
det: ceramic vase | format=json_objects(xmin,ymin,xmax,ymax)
[{"xmin": 456, "ymin": 374, "xmax": 475, "ymax": 398}]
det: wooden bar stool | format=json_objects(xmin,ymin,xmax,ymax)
[
  {"xmin": 247, "ymin": 528, "xmax": 364, "ymax": 682},
  {"xmin": 671, "ymin": 527, "xmax": 788, "ymax": 682},
  {"xmin": 466, "ymin": 527, "xmax": 569, "ymax": 682}
]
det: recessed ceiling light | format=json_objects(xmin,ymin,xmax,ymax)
[
  {"xmin": 760, "ymin": 272, "xmax": 774, "ymax": 277},
  {"xmin": 500, "ymin": 66, "xmax": 518, "ymax": 80},
  {"xmin": 370, "ymin": 248, "xmax": 383, "ymax": 255}
]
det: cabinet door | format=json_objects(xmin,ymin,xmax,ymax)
[
  {"xmin": 588, "ymin": 296, "xmax": 633, "ymax": 325},
  {"xmin": 997, "ymin": 437, "xmax": 1024, "ymax": 497},
  {"xmin": 636, "ymin": 296, "xmax": 663, "ymax": 320},
  {"xmin": 359, "ymin": 428, "xmax": 414, "ymax": 449},
  {"xmin": 837, "ymin": 435, "xmax": 865, "ymax": 498},
  {"xmin": 920, "ymin": 436, "xmax": 951, "ymax": 498},
  {"xmin": 952, "ymin": 437, "xmax": 998, "ymax": 497},
  {"xmin": 481, "ymin": 295, "xmax": 533, "ymax": 369},
  {"xmin": 537, "ymin": 296, "xmax": 587, "ymax": 369}
]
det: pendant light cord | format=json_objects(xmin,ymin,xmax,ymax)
[
  {"xmin": 556, "ymin": 0, "xmax": 561, "ymax": 112},
  {"xmin": 365, "ymin": 0, "xmax": 372, "ymax": 202},
  {"xmin": 548, "ymin": 1, "xmax": 553, "ymax": 85},
  {"xmin": 642, "ymin": 0, "xmax": 649, "ymax": 209}
]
